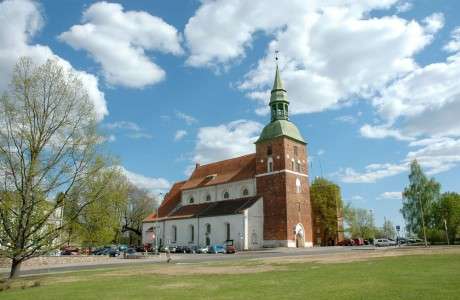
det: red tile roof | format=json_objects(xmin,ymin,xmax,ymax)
[
  {"xmin": 143, "ymin": 181, "xmax": 186, "ymax": 222},
  {"xmin": 181, "ymin": 154, "xmax": 256, "ymax": 190},
  {"xmin": 146, "ymin": 196, "xmax": 260, "ymax": 222}
]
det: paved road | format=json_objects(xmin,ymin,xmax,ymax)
[{"xmin": 1, "ymin": 246, "xmax": 380, "ymax": 277}]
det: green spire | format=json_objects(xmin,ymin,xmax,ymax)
[
  {"xmin": 269, "ymin": 65, "xmax": 289, "ymax": 121},
  {"xmin": 255, "ymin": 63, "xmax": 305, "ymax": 144}
]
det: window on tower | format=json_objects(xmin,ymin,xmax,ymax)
[
  {"xmin": 296, "ymin": 162, "xmax": 301, "ymax": 172},
  {"xmin": 267, "ymin": 157, "xmax": 274, "ymax": 172},
  {"xmin": 267, "ymin": 145, "xmax": 272, "ymax": 155},
  {"xmin": 294, "ymin": 146, "xmax": 298, "ymax": 157}
]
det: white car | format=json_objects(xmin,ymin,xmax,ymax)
[{"xmin": 374, "ymin": 239, "xmax": 390, "ymax": 247}]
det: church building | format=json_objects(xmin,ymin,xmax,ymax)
[{"xmin": 143, "ymin": 66, "xmax": 314, "ymax": 250}]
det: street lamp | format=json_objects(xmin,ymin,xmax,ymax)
[{"xmin": 154, "ymin": 193, "xmax": 162, "ymax": 255}]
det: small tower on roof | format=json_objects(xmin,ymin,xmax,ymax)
[{"xmin": 270, "ymin": 64, "xmax": 289, "ymax": 121}]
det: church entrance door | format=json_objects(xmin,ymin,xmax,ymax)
[{"xmin": 294, "ymin": 223, "xmax": 305, "ymax": 248}]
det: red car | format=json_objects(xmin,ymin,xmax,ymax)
[
  {"xmin": 225, "ymin": 244, "xmax": 236, "ymax": 254},
  {"xmin": 337, "ymin": 239, "xmax": 355, "ymax": 246},
  {"xmin": 353, "ymin": 238, "xmax": 364, "ymax": 246}
]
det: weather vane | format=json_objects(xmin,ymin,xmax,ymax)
[{"xmin": 275, "ymin": 50, "xmax": 279, "ymax": 62}]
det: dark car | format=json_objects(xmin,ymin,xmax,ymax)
[
  {"xmin": 353, "ymin": 238, "xmax": 364, "ymax": 246},
  {"xmin": 108, "ymin": 249, "xmax": 120, "ymax": 257},
  {"xmin": 175, "ymin": 246, "xmax": 187, "ymax": 253},
  {"xmin": 184, "ymin": 246, "xmax": 198, "ymax": 253}
]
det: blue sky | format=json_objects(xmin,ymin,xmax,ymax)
[{"xmin": 1, "ymin": 0, "xmax": 460, "ymax": 229}]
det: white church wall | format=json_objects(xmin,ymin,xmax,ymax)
[
  {"xmin": 198, "ymin": 214, "xmax": 245, "ymax": 250},
  {"xmin": 246, "ymin": 198, "xmax": 264, "ymax": 250}
]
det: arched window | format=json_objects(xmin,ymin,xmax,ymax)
[
  {"xmin": 296, "ymin": 162, "xmax": 301, "ymax": 172},
  {"xmin": 267, "ymin": 145, "xmax": 272, "ymax": 155},
  {"xmin": 296, "ymin": 178, "xmax": 301, "ymax": 194},
  {"xmin": 223, "ymin": 191, "xmax": 230, "ymax": 199},
  {"xmin": 294, "ymin": 146, "xmax": 298, "ymax": 157},
  {"xmin": 242, "ymin": 188, "xmax": 249, "ymax": 196},
  {"xmin": 267, "ymin": 157, "xmax": 273, "ymax": 172},
  {"xmin": 206, "ymin": 194, "xmax": 211, "ymax": 202},
  {"xmin": 190, "ymin": 225, "xmax": 194, "ymax": 242},
  {"xmin": 171, "ymin": 225, "xmax": 177, "ymax": 243},
  {"xmin": 205, "ymin": 223, "xmax": 211, "ymax": 235},
  {"xmin": 189, "ymin": 197, "xmax": 194, "ymax": 204},
  {"xmin": 291, "ymin": 160, "xmax": 295, "ymax": 171}
]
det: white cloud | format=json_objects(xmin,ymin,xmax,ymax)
[
  {"xmin": 396, "ymin": 2, "xmax": 413, "ymax": 13},
  {"xmin": 185, "ymin": 0, "xmax": 438, "ymax": 115},
  {"xmin": 360, "ymin": 124, "xmax": 414, "ymax": 141},
  {"xmin": 0, "ymin": 0, "xmax": 108, "ymax": 120},
  {"xmin": 444, "ymin": 27, "xmax": 460, "ymax": 53},
  {"xmin": 336, "ymin": 137, "xmax": 460, "ymax": 183},
  {"xmin": 59, "ymin": 1, "xmax": 183, "ymax": 88},
  {"xmin": 174, "ymin": 130, "xmax": 187, "ymax": 141},
  {"xmin": 336, "ymin": 163, "xmax": 408, "ymax": 183},
  {"xmin": 335, "ymin": 115, "xmax": 357, "ymax": 124},
  {"xmin": 422, "ymin": 12, "xmax": 444, "ymax": 34},
  {"xmin": 119, "ymin": 166, "xmax": 170, "ymax": 193},
  {"xmin": 379, "ymin": 191, "xmax": 402, "ymax": 200},
  {"xmin": 192, "ymin": 120, "xmax": 262, "ymax": 165},
  {"xmin": 104, "ymin": 120, "xmax": 152, "ymax": 139},
  {"xmin": 127, "ymin": 132, "xmax": 152, "ymax": 140},
  {"xmin": 373, "ymin": 51, "xmax": 460, "ymax": 138},
  {"xmin": 105, "ymin": 121, "xmax": 141, "ymax": 131},
  {"xmin": 175, "ymin": 111, "xmax": 197, "ymax": 125}
]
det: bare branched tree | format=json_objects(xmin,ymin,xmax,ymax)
[
  {"xmin": 0, "ymin": 58, "xmax": 103, "ymax": 278},
  {"xmin": 121, "ymin": 183, "xmax": 157, "ymax": 245}
]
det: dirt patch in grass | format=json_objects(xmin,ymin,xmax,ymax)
[
  {"xmin": 100, "ymin": 263, "xmax": 281, "ymax": 277},
  {"xmin": 258, "ymin": 246, "xmax": 460, "ymax": 265}
]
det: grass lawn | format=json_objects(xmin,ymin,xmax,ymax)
[{"xmin": 1, "ymin": 253, "xmax": 459, "ymax": 300}]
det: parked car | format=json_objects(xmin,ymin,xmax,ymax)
[
  {"xmin": 374, "ymin": 239, "xmax": 390, "ymax": 247},
  {"xmin": 397, "ymin": 237, "xmax": 407, "ymax": 244},
  {"xmin": 196, "ymin": 246, "xmax": 209, "ymax": 254},
  {"xmin": 353, "ymin": 238, "xmax": 364, "ymax": 246},
  {"xmin": 388, "ymin": 239, "xmax": 397, "ymax": 246},
  {"xmin": 108, "ymin": 249, "xmax": 120, "ymax": 257},
  {"xmin": 185, "ymin": 246, "xmax": 199, "ymax": 253},
  {"xmin": 60, "ymin": 246, "xmax": 79, "ymax": 256},
  {"xmin": 208, "ymin": 244, "xmax": 226, "ymax": 254},
  {"xmin": 175, "ymin": 246, "xmax": 187, "ymax": 253},
  {"xmin": 225, "ymin": 244, "xmax": 236, "ymax": 254},
  {"xmin": 337, "ymin": 239, "xmax": 355, "ymax": 246}
]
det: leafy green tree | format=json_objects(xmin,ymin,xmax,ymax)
[
  {"xmin": 343, "ymin": 204, "xmax": 375, "ymax": 239},
  {"xmin": 380, "ymin": 218, "xmax": 396, "ymax": 239},
  {"xmin": 70, "ymin": 166, "xmax": 129, "ymax": 247},
  {"xmin": 402, "ymin": 160, "xmax": 440, "ymax": 245},
  {"xmin": 0, "ymin": 58, "xmax": 103, "ymax": 278},
  {"xmin": 436, "ymin": 192, "xmax": 460, "ymax": 244},
  {"xmin": 310, "ymin": 177, "xmax": 343, "ymax": 245}
]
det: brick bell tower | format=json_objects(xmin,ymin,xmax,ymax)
[{"xmin": 255, "ymin": 64, "xmax": 313, "ymax": 247}]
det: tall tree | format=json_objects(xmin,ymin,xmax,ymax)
[
  {"xmin": 310, "ymin": 177, "xmax": 343, "ymax": 245},
  {"xmin": 71, "ymin": 166, "xmax": 129, "ymax": 247},
  {"xmin": 380, "ymin": 217, "xmax": 396, "ymax": 239},
  {"xmin": 0, "ymin": 58, "xmax": 103, "ymax": 278},
  {"xmin": 436, "ymin": 192, "xmax": 460, "ymax": 244},
  {"xmin": 402, "ymin": 160, "xmax": 440, "ymax": 246},
  {"xmin": 121, "ymin": 183, "xmax": 157, "ymax": 245},
  {"xmin": 343, "ymin": 204, "xmax": 376, "ymax": 239}
]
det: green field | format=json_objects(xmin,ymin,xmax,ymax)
[{"xmin": 1, "ymin": 253, "xmax": 460, "ymax": 300}]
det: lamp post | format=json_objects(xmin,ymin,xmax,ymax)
[{"xmin": 154, "ymin": 193, "xmax": 163, "ymax": 255}]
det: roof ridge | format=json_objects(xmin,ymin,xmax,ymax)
[{"xmin": 195, "ymin": 153, "xmax": 255, "ymax": 168}]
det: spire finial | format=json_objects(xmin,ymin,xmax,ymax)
[{"xmin": 275, "ymin": 50, "xmax": 279, "ymax": 63}]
